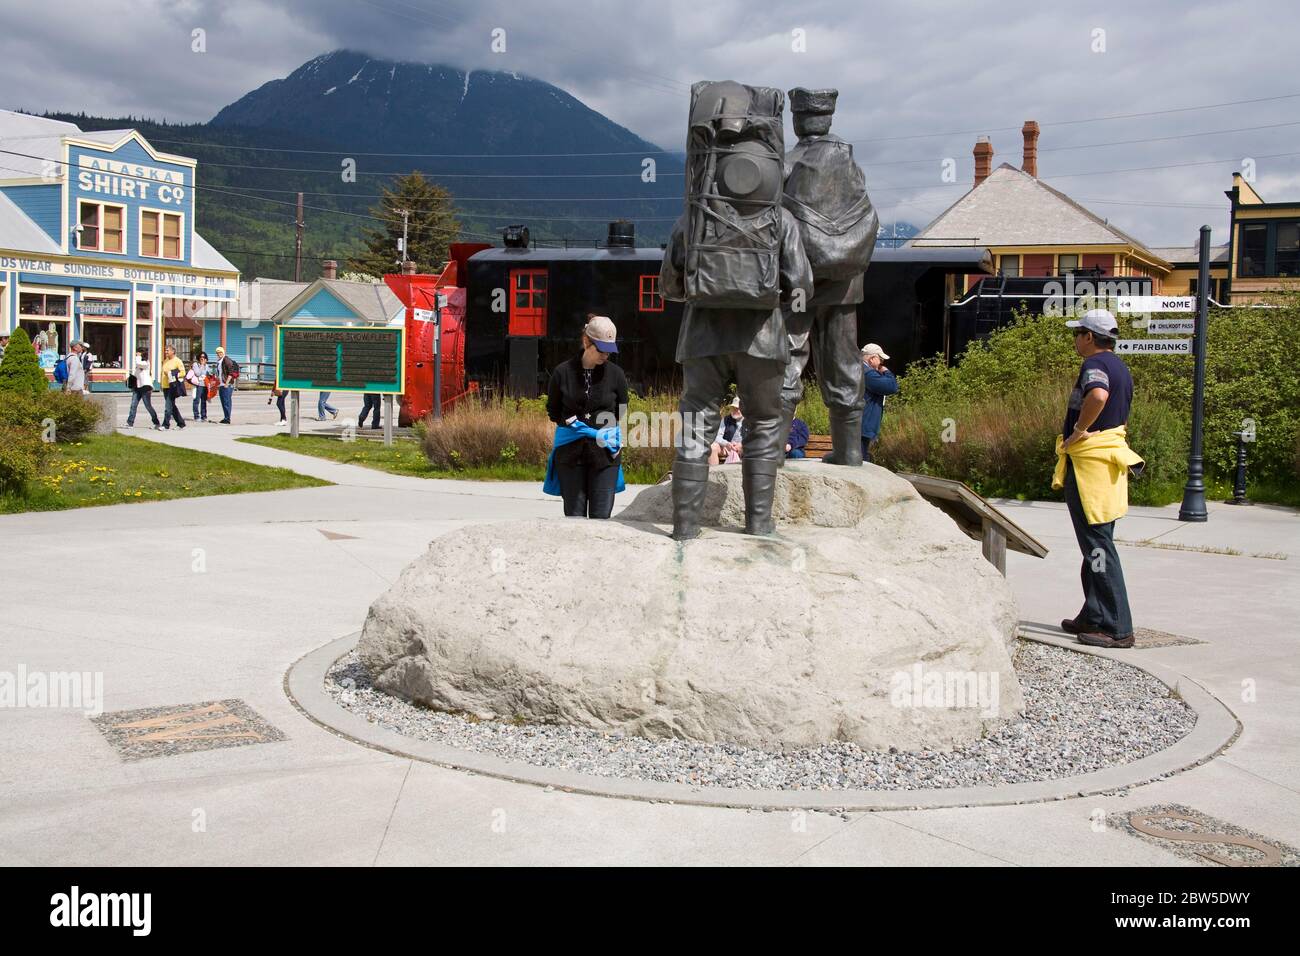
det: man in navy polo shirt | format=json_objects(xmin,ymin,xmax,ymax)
[{"xmin": 1058, "ymin": 308, "xmax": 1137, "ymax": 649}]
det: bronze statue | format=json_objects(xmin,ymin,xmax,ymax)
[
  {"xmin": 660, "ymin": 80, "xmax": 813, "ymax": 539},
  {"xmin": 779, "ymin": 88, "xmax": 878, "ymax": 465}
]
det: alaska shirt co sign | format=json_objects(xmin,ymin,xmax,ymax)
[
  {"xmin": 275, "ymin": 326, "xmax": 405, "ymax": 393},
  {"xmin": 1116, "ymin": 338, "xmax": 1192, "ymax": 355}
]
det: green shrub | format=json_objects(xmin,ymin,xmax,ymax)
[
  {"xmin": 38, "ymin": 390, "xmax": 102, "ymax": 443},
  {"xmin": 871, "ymin": 302, "xmax": 1300, "ymax": 503},
  {"xmin": 0, "ymin": 392, "xmax": 53, "ymax": 495},
  {"xmin": 0, "ymin": 328, "xmax": 49, "ymax": 398}
]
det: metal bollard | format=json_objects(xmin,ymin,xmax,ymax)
[{"xmin": 1225, "ymin": 430, "xmax": 1252, "ymax": 506}]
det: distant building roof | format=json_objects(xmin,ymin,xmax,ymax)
[
  {"xmin": 911, "ymin": 163, "xmax": 1166, "ymax": 262},
  {"xmin": 268, "ymin": 277, "xmax": 403, "ymax": 326},
  {"xmin": 1148, "ymin": 244, "xmax": 1230, "ymax": 266}
]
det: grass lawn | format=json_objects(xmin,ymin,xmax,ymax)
[
  {"xmin": 239, "ymin": 433, "xmax": 665, "ymax": 484},
  {"xmin": 0, "ymin": 433, "xmax": 329, "ymax": 514}
]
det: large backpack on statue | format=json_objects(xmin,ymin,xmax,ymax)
[
  {"xmin": 782, "ymin": 137, "xmax": 878, "ymax": 280},
  {"xmin": 682, "ymin": 80, "xmax": 786, "ymax": 309}
]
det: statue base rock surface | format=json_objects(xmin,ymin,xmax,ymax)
[{"xmin": 358, "ymin": 460, "xmax": 1023, "ymax": 752}]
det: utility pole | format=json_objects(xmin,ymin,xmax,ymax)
[
  {"xmin": 397, "ymin": 208, "xmax": 410, "ymax": 266},
  {"xmin": 294, "ymin": 192, "xmax": 304, "ymax": 283}
]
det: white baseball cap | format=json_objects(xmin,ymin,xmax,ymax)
[
  {"xmin": 1065, "ymin": 308, "xmax": 1119, "ymax": 337},
  {"xmin": 583, "ymin": 315, "xmax": 619, "ymax": 353},
  {"xmin": 860, "ymin": 343, "xmax": 889, "ymax": 360}
]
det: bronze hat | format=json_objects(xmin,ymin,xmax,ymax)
[{"xmin": 788, "ymin": 87, "xmax": 838, "ymax": 115}]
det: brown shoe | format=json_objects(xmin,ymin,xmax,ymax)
[
  {"xmin": 1078, "ymin": 631, "xmax": 1135, "ymax": 649},
  {"xmin": 1060, "ymin": 617, "xmax": 1088, "ymax": 635}
]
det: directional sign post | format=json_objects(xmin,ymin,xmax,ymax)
[{"xmin": 1115, "ymin": 339, "xmax": 1192, "ymax": 355}]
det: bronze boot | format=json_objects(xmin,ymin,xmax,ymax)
[
  {"xmin": 821, "ymin": 407, "xmax": 864, "ymax": 466},
  {"xmin": 671, "ymin": 461, "xmax": 711, "ymax": 540},
  {"xmin": 742, "ymin": 458, "xmax": 780, "ymax": 535}
]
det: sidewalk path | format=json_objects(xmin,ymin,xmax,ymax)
[{"xmin": 2, "ymin": 400, "xmax": 1297, "ymax": 865}]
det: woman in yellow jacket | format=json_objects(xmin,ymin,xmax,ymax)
[
  {"xmin": 160, "ymin": 345, "xmax": 188, "ymax": 430},
  {"xmin": 1053, "ymin": 310, "xmax": 1143, "ymax": 649}
]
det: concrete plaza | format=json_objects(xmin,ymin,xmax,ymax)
[{"xmin": 1, "ymin": 391, "xmax": 1297, "ymax": 865}]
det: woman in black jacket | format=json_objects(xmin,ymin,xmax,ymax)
[{"xmin": 545, "ymin": 316, "xmax": 628, "ymax": 518}]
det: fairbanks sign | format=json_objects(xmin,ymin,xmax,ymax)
[{"xmin": 0, "ymin": 255, "xmax": 236, "ymax": 290}]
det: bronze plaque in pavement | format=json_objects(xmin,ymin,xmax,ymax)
[{"xmin": 92, "ymin": 699, "xmax": 286, "ymax": 761}]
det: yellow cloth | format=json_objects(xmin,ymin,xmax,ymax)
[
  {"xmin": 1052, "ymin": 425, "xmax": 1144, "ymax": 525},
  {"xmin": 160, "ymin": 357, "xmax": 186, "ymax": 387}
]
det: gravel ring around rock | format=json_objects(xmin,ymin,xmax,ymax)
[{"xmin": 323, "ymin": 640, "xmax": 1196, "ymax": 792}]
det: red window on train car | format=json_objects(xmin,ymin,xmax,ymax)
[
  {"xmin": 509, "ymin": 269, "xmax": 547, "ymax": 336},
  {"xmin": 638, "ymin": 274, "xmax": 664, "ymax": 312}
]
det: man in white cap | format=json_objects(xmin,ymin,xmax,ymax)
[
  {"xmin": 1054, "ymin": 308, "xmax": 1142, "ymax": 649},
  {"xmin": 859, "ymin": 343, "xmax": 897, "ymax": 463}
]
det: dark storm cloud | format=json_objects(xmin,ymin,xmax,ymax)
[{"xmin": 2, "ymin": 0, "xmax": 1297, "ymax": 243}]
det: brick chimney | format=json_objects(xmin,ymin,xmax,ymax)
[
  {"xmin": 973, "ymin": 136, "xmax": 993, "ymax": 187},
  {"xmin": 321, "ymin": 259, "xmax": 338, "ymax": 280},
  {"xmin": 1021, "ymin": 120, "xmax": 1040, "ymax": 177},
  {"xmin": 401, "ymin": 259, "xmax": 417, "ymax": 275}
]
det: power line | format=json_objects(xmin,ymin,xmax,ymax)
[{"xmin": 145, "ymin": 118, "xmax": 1300, "ymax": 167}]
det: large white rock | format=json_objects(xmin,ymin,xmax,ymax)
[{"xmin": 358, "ymin": 460, "xmax": 1023, "ymax": 751}]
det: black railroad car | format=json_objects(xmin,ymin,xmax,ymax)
[{"xmin": 463, "ymin": 223, "xmax": 996, "ymax": 395}]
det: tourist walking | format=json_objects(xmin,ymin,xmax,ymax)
[
  {"xmin": 63, "ymin": 341, "xmax": 88, "ymax": 394},
  {"xmin": 125, "ymin": 350, "xmax": 160, "ymax": 429},
  {"xmin": 859, "ymin": 343, "xmax": 897, "ymax": 464},
  {"xmin": 187, "ymin": 352, "xmax": 209, "ymax": 421},
  {"xmin": 543, "ymin": 316, "xmax": 627, "ymax": 519},
  {"xmin": 160, "ymin": 345, "xmax": 187, "ymax": 430},
  {"xmin": 317, "ymin": 391, "xmax": 339, "ymax": 421},
  {"xmin": 358, "ymin": 393, "xmax": 381, "ymax": 430},
  {"xmin": 1053, "ymin": 309, "xmax": 1144, "ymax": 649},
  {"xmin": 215, "ymin": 346, "xmax": 239, "ymax": 424}
]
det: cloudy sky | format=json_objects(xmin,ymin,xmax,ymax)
[{"xmin": 2, "ymin": 0, "xmax": 1297, "ymax": 244}]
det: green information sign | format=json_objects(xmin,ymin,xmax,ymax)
[{"xmin": 276, "ymin": 325, "xmax": 405, "ymax": 393}]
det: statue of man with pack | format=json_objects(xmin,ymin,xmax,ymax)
[
  {"xmin": 660, "ymin": 80, "xmax": 813, "ymax": 539},
  {"xmin": 779, "ymin": 87, "xmax": 879, "ymax": 465}
]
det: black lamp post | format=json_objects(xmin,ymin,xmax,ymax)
[
  {"xmin": 1178, "ymin": 225, "xmax": 1211, "ymax": 522},
  {"xmin": 1225, "ymin": 430, "xmax": 1253, "ymax": 505}
]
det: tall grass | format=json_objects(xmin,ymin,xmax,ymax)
[{"xmin": 419, "ymin": 394, "xmax": 677, "ymax": 484}]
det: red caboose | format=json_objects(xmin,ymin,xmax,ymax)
[{"xmin": 384, "ymin": 242, "xmax": 490, "ymax": 425}]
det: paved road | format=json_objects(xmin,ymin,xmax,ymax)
[{"xmin": 2, "ymin": 414, "xmax": 1297, "ymax": 865}]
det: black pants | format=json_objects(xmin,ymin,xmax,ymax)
[
  {"xmin": 554, "ymin": 437, "xmax": 618, "ymax": 519},
  {"xmin": 359, "ymin": 394, "xmax": 381, "ymax": 429},
  {"xmin": 1063, "ymin": 459, "xmax": 1133, "ymax": 638},
  {"xmin": 276, "ymin": 392, "xmax": 287, "ymax": 421},
  {"xmin": 162, "ymin": 386, "xmax": 186, "ymax": 428},
  {"xmin": 861, "ymin": 436, "xmax": 875, "ymax": 463}
]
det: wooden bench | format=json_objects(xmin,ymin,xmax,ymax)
[{"xmin": 804, "ymin": 433, "xmax": 834, "ymax": 459}]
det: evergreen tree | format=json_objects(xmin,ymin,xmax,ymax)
[
  {"xmin": 347, "ymin": 172, "xmax": 461, "ymax": 276},
  {"xmin": 0, "ymin": 328, "xmax": 50, "ymax": 398}
]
